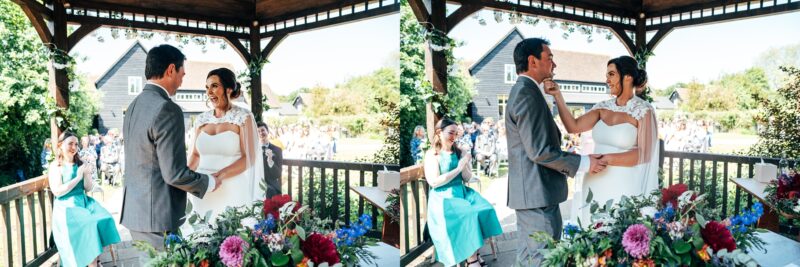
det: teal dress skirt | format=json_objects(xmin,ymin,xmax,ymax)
[
  {"xmin": 52, "ymin": 164, "xmax": 120, "ymax": 267},
  {"xmin": 427, "ymin": 153, "xmax": 502, "ymax": 266}
]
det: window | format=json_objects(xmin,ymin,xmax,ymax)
[
  {"xmin": 128, "ymin": 76, "xmax": 142, "ymax": 95},
  {"xmin": 504, "ymin": 64, "xmax": 517, "ymax": 84},
  {"xmin": 581, "ymin": 84, "xmax": 607, "ymax": 93},
  {"xmin": 560, "ymin": 83, "xmax": 581, "ymax": 92},
  {"xmin": 498, "ymin": 94, "xmax": 508, "ymax": 118}
]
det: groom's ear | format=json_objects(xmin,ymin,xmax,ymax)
[{"xmin": 527, "ymin": 55, "xmax": 537, "ymax": 70}]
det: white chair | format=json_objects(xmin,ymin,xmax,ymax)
[{"xmin": 89, "ymin": 181, "xmax": 104, "ymax": 201}]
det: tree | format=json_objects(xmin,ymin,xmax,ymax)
[
  {"xmin": 749, "ymin": 66, "xmax": 800, "ymax": 160},
  {"xmin": 399, "ymin": 0, "xmax": 477, "ymax": 167},
  {"xmin": 715, "ymin": 67, "xmax": 772, "ymax": 110},
  {"xmin": 0, "ymin": 2, "xmax": 100, "ymax": 186},
  {"xmin": 755, "ymin": 43, "xmax": 800, "ymax": 89}
]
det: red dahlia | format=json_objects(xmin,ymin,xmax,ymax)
[
  {"xmin": 701, "ymin": 221, "xmax": 737, "ymax": 253},
  {"xmin": 301, "ymin": 233, "xmax": 341, "ymax": 265}
]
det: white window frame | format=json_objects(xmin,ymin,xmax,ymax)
[
  {"xmin": 504, "ymin": 64, "xmax": 518, "ymax": 84},
  {"xmin": 497, "ymin": 94, "xmax": 509, "ymax": 118},
  {"xmin": 128, "ymin": 76, "xmax": 143, "ymax": 95}
]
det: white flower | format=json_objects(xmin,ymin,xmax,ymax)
[
  {"xmin": 279, "ymin": 201, "xmax": 297, "ymax": 221},
  {"xmin": 308, "ymin": 262, "xmax": 342, "ymax": 267},
  {"xmin": 667, "ymin": 221, "xmax": 685, "ymax": 239},
  {"xmin": 640, "ymin": 206, "xmax": 658, "ymax": 218},
  {"xmin": 240, "ymin": 216, "xmax": 259, "ymax": 229},
  {"xmin": 794, "ymin": 199, "xmax": 800, "ymax": 213},
  {"xmin": 265, "ymin": 233, "xmax": 284, "ymax": 252},
  {"xmin": 678, "ymin": 190, "xmax": 696, "ymax": 209},
  {"xmin": 264, "ymin": 147, "xmax": 274, "ymax": 168}
]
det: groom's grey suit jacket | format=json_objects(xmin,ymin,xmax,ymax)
[
  {"xmin": 121, "ymin": 84, "xmax": 210, "ymax": 232},
  {"xmin": 505, "ymin": 77, "xmax": 581, "ymax": 210}
]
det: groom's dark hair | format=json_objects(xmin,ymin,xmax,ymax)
[
  {"xmin": 513, "ymin": 38, "xmax": 550, "ymax": 74},
  {"xmin": 145, "ymin": 44, "xmax": 186, "ymax": 79}
]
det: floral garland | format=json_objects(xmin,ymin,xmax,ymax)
[
  {"xmin": 134, "ymin": 194, "xmax": 378, "ymax": 267},
  {"xmin": 533, "ymin": 183, "xmax": 765, "ymax": 267},
  {"xmin": 473, "ymin": 10, "xmax": 615, "ymax": 43}
]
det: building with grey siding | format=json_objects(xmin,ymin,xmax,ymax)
[{"xmin": 467, "ymin": 28, "xmax": 614, "ymax": 122}]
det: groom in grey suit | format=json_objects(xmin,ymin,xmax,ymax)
[
  {"xmin": 505, "ymin": 38, "xmax": 606, "ymax": 265},
  {"xmin": 121, "ymin": 44, "xmax": 222, "ymax": 250}
]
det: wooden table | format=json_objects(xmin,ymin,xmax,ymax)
[
  {"xmin": 351, "ymin": 186, "xmax": 399, "ymax": 247},
  {"xmin": 358, "ymin": 242, "xmax": 400, "ymax": 267},
  {"xmin": 730, "ymin": 178, "xmax": 782, "ymax": 232},
  {"xmin": 749, "ymin": 231, "xmax": 800, "ymax": 266}
]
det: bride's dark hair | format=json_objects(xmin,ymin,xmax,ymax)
[
  {"xmin": 207, "ymin": 67, "xmax": 242, "ymax": 110},
  {"xmin": 607, "ymin": 56, "xmax": 647, "ymax": 97}
]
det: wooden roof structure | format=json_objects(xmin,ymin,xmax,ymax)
[{"xmin": 9, "ymin": 0, "xmax": 399, "ymax": 142}]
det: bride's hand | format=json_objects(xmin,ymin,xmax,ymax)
[{"xmin": 542, "ymin": 78, "xmax": 562, "ymax": 98}]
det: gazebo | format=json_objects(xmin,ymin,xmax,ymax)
[
  {"xmin": 2, "ymin": 0, "xmax": 400, "ymax": 266},
  {"xmin": 400, "ymin": 0, "xmax": 800, "ymax": 265}
]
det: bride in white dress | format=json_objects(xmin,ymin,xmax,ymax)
[
  {"xmin": 187, "ymin": 68, "xmax": 265, "ymax": 221},
  {"xmin": 543, "ymin": 56, "xmax": 659, "ymax": 225}
]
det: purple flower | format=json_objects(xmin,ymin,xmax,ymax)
[
  {"xmin": 220, "ymin": 235, "xmax": 249, "ymax": 267},
  {"xmin": 622, "ymin": 224, "xmax": 651, "ymax": 259}
]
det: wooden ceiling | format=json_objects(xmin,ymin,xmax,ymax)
[{"xmin": 68, "ymin": 0, "xmax": 385, "ymax": 26}]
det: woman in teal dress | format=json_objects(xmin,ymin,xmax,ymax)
[
  {"xmin": 48, "ymin": 131, "xmax": 121, "ymax": 267},
  {"xmin": 424, "ymin": 118, "xmax": 503, "ymax": 267}
]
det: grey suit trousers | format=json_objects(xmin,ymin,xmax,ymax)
[{"xmin": 515, "ymin": 205, "xmax": 562, "ymax": 266}]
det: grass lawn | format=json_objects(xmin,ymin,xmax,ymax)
[
  {"xmin": 707, "ymin": 132, "xmax": 759, "ymax": 155},
  {"xmin": 332, "ymin": 137, "xmax": 384, "ymax": 162}
]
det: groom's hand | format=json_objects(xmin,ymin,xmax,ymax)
[{"xmin": 589, "ymin": 154, "xmax": 608, "ymax": 174}]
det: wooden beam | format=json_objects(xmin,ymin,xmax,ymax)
[
  {"xmin": 50, "ymin": 0, "xmax": 69, "ymax": 140},
  {"xmin": 224, "ymin": 35, "xmax": 252, "ymax": 63},
  {"xmin": 610, "ymin": 26, "xmax": 635, "ymax": 56},
  {"xmin": 19, "ymin": 4, "xmax": 52, "ymax": 44},
  {"xmin": 249, "ymin": 24, "xmax": 263, "ymax": 123},
  {"xmin": 68, "ymin": 0, "xmax": 249, "ymax": 27},
  {"xmin": 67, "ymin": 23, "xmax": 100, "ymax": 52},
  {"xmin": 408, "ymin": 0, "xmax": 430, "ymax": 24},
  {"xmin": 646, "ymin": 1, "xmax": 800, "ymax": 31},
  {"xmin": 647, "ymin": 0, "xmax": 750, "ymax": 18},
  {"xmin": 453, "ymin": 0, "xmax": 636, "ymax": 32},
  {"xmin": 10, "ymin": 0, "xmax": 52, "ymax": 20},
  {"xmin": 445, "ymin": 3, "xmax": 482, "ymax": 33},
  {"xmin": 67, "ymin": 15, "xmax": 250, "ymax": 39},
  {"xmin": 260, "ymin": 34, "xmax": 287, "ymax": 61},
  {"xmin": 646, "ymin": 27, "xmax": 673, "ymax": 53},
  {"xmin": 259, "ymin": 4, "xmax": 397, "ymax": 39},
  {"xmin": 257, "ymin": 0, "xmax": 371, "ymax": 26},
  {"xmin": 426, "ymin": 0, "xmax": 447, "ymax": 140}
]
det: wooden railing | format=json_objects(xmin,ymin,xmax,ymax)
[
  {"xmin": 661, "ymin": 151, "xmax": 797, "ymax": 219},
  {"xmin": 399, "ymin": 164, "xmax": 430, "ymax": 266},
  {"xmin": 282, "ymin": 159, "xmax": 400, "ymax": 236},
  {"xmin": 0, "ymin": 175, "xmax": 56, "ymax": 267}
]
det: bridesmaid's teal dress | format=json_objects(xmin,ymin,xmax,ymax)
[
  {"xmin": 426, "ymin": 152, "xmax": 502, "ymax": 266},
  {"xmin": 52, "ymin": 164, "xmax": 120, "ymax": 267}
]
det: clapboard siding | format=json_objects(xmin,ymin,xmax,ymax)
[
  {"xmin": 469, "ymin": 29, "xmax": 523, "ymax": 123},
  {"xmin": 95, "ymin": 42, "xmax": 147, "ymax": 132}
]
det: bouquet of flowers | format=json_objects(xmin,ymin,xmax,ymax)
[
  {"xmin": 134, "ymin": 194, "xmax": 377, "ymax": 267},
  {"xmin": 765, "ymin": 172, "xmax": 800, "ymax": 218},
  {"xmin": 533, "ymin": 184, "xmax": 766, "ymax": 267}
]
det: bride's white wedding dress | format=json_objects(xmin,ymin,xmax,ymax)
[
  {"xmin": 572, "ymin": 97, "xmax": 659, "ymax": 225},
  {"xmin": 187, "ymin": 106, "xmax": 264, "ymax": 222}
]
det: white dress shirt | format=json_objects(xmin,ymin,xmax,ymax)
[{"xmin": 518, "ymin": 75, "xmax": 589, "ymax": 173}]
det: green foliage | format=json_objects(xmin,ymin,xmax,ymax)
[
  {"xmin": 754, "ymin": 43, "xmax": 800, "ymax": 89},
  {"xmin": 399, "ymin": 0, "xmax": 477, "ymax": 167},
  {"xmin": 0, "ymin": 2, "xmax": 101, "ymax": 186},
  {"xmin": 363, "ymin": 98, "xmax": 400, "ymax": 165},
  {"xmin": 749, "ymin": 66, "xmax": 800, "ymax": 159}
]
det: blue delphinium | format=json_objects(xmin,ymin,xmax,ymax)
[
  {"xmin": 728, "ymin": 203, "xmax": 764, "ymax": 234},
  {"xmin": 165, "ymin": 233, "xmax": 182, "ymax": 247},
  {"xmin": 255, "ymin": 214, "xmax": 277, "ymax": 234},
  {"xmin": 335, "ymin": 214, "xmax": 373, "ymax": 247},
  {"xmin": 563, "ymin": 223, "xmax": 581, "ymax": 239}
]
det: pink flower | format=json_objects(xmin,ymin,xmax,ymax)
[
  {"xmin": 622, "ymin": 224, "xmax": 651, "ymax": 259},
  {"xmin": 219, "ymin": 235, "xmax": 249, "ymax": 267}
]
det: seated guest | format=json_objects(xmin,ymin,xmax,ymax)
[
  {"xmin": 474, "ymin": 122, "xmax": 497, "ymax": 176},
  {"xmin": 424, "ymin": 118, "xmax": 502, "ymax": 267},
  {"xmin": 258, "ymin": 122, "xmax": 283, "ymax": 198},
  {"xmin": 48, "ymin": 131, "xmax": 120, "ymax": 267}
]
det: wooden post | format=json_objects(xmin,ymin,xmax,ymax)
[
  {"xmin": 635, "ymin": 15, "xmax": 647, "ymax": 68},
  {"xmin": 424, "ymin": 0, "xmax": 447, "ymax": 140},
  {"xmin": 49, "ymin": 0, "xmax": 69, "ymax": 143},
  {"xmin": 249, "ymin": 24, "xmax": 264, "ymax": 123}
]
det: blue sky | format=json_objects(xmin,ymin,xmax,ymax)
[
  {"xmin": 448, "ymin": 10, "xmax": 800, "ymax": 89},
  {"xmin": 71, "ymin": 14, "xmax": 399, "ymax": 95}
]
